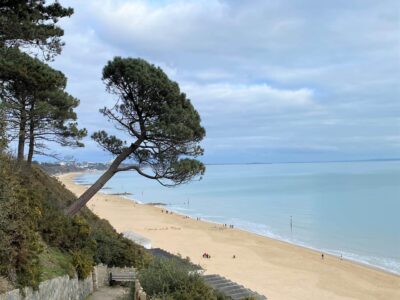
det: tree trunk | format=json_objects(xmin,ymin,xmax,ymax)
[
  {"xmin": 65, "ymin": 141, "xmax": 141, "ymax": 216},
  {"xmin": 27, "ymin": 122, "xmax": 35, "ymax": 165},
  {"xmin": 17, "ymin": 102, "xmax": 27, "ymax": 162},
  {"xmin": 0, "ymin": 108, "xmax": 7, "ymax": 151},
  {"xmin": 27, "ymin": 103, "xmax": 35, "ymax": 165}
]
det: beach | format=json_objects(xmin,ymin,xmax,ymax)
[{"xmin": 58, "ymin": 172, "xmax": 400, "ymax": 300}]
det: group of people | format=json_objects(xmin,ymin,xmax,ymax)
[
  {"xmin": 161, "ymin": 209, "xmax": 173, "ymax": 215},
  {"xmin": 223, "ymin": 224, "xmax": 234, "ymax": 228},
  {"xmin": 202, "ymin": 253, "xmax": 237, "ymax": 259}
]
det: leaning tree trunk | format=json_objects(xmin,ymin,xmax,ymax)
[
  {"xmin": 65, "ymin": 142, "xmax": 140, "ymax": 216},
  {"xmin": 17, "ymin": 105, "xmax": 27, "ymax": 162}
]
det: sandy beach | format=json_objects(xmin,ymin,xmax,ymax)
[{"xmin": 58, "ymin": 172, "xmax": 400, "ymax": 300}]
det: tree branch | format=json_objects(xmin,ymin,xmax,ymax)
[{"xmin": 116, "ymin": 164, "xmax": 161, "ymax": 179}]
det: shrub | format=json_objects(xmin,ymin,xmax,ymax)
[
  {"xmin": 0, "ymin": 155, "xmax": 150, "ymax": 288},
  {"xmin": 71, "ymin": 250, "xmax": 93, "ymax": 279},
  {"xmin": 0, "ymin": 156, "xmax": 43, "ymax": 289},
  {"xmin": 85, "ymin": 214, "xmax": 151, "ymax": 269},
  {"xmin": 137, "ymin": 258, "xmax": 229, "ymax": 300}
]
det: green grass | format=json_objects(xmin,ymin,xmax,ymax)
[{"xmin": 39, "ymin": 245, "xmax": 75, "ymax": 281}]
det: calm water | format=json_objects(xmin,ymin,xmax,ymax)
[{"xmin": 76, "ymin": 161, "xmax": 400, "ymax": 274}]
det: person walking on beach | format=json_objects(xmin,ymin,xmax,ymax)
[
  {"xmin": 290, "ymin": 216, "xmax": 293, "ymax": 232},
  {"xmin": 321, "ymin": 253, "xmax": 324, "ymax": 260}
]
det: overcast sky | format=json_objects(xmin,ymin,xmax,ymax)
[{"xmin": 47, "ymin": 0, "xmax": 399, "ymax": 163}]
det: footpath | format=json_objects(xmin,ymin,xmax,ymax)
[{"xmin": 86, "ymin": 286, "xmax": 128, "ymax": 300}]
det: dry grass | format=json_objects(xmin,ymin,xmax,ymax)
[{"xmin": 0, "ymin": 276, "xmax": 14, "ymax": 294}]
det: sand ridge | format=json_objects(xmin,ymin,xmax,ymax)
[{"xmin": 58, "ymin": 172, "xmax": 400, "ymax": 300}]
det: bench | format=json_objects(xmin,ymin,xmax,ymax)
[{"xmin": 109, "ymin": 272, "xmax": 136, "ymax": 285}]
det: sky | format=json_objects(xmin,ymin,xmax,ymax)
[{"xmin": 44, "ymin": 0, "xmax": 400, "ymax": 163}]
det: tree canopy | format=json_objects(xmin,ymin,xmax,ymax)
[
  {"xmin": 0, "ymin": 0, "xmax": 73, "ymax": 60},
  {"xmin": 0, "ymin": 1, "xmax": 82, "ymax": 161},
  {"xmin": 66, "ymin": 57, "xmax": 205, "ymax": 216},
  {"xmin": 0, "ymin": 47, "xmax": 86, "ymax": 163}
]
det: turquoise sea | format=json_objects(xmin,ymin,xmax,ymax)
[{"xmin": 76, "ymin": 161, "xmax": 400, "ymax": 274}]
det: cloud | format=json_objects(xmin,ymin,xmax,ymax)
[
  {"xmin": 44, "ymin": 0, "xmax": 400, "ymax": 163},
  {"xmin": 183, "ymin": 83, "xmax": 315, "ymax": 116}
]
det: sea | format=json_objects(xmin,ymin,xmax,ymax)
[{"xmin": 75, "ymin": 160, "xmax": 400, "ymax": 275}]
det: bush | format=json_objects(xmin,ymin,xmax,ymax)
[
  {"xmin": 0, "ymin": 156, "xmax": 43, "ymax": 289},
  {"xmin": 137, "ymin": 258, "xmax": 229, "ymax": 300},
  {"xmin": 84, "ymin": 214, "xmax": 151, "ymax": 269},
  {"xmin": 71, "ymin": 250, "xmax": 93, "ymax": 279},
  {"xmin": 0, "ymin": 155, "xmax": 150, "ymax": 288}
]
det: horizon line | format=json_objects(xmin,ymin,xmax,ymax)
[
  {"xmin": 204, "ymin": 158, "xmax": 400, "ymax": 166},
  {"xmin": 45, "ymin": 157, "xmax": 400, "ymax": 165}
]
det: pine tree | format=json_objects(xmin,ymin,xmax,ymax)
[
  {"xmin": 0, "ymin": 0, "xmax": 73, "ymax": 60},
  {"xmin": 0, "ymin": 48, "xmax": 86, "ymax": 163},
  {"xmin": 66, "ymin": 58, "xmax": 205, "ymax": 215}
]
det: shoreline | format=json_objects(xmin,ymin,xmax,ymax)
[
  {"xmin": 73, "ymin": 171, "xmax": 399, "ymax": 277},
  {"xmin": 58, "ymin": 171, "xmax": 400, "ymax": 300},
  {"xmin": 158, "ymin": 205, "xmax": 399, "ymax": 277},
  {"xmin": 153, "ymin": 201, "xmax": 399, "ymax": 277}
]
